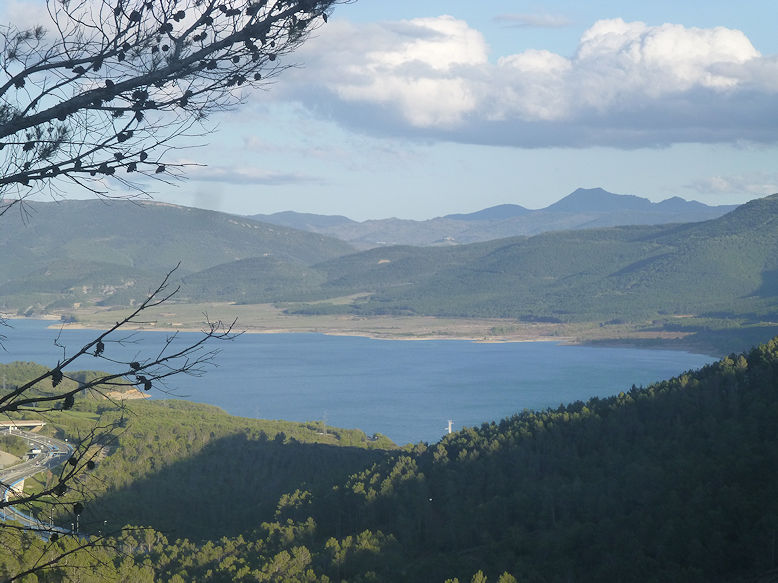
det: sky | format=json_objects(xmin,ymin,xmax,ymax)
[{"xmin": 6, "ymin": 1, "xmax": 778, "ymax": 220}]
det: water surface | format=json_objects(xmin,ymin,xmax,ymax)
[{"xmin": 0, "ymin": 319, "xmax": 715, "ymax": 444}]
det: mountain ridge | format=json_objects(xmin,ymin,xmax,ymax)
[
  {"xmin": 246, "ymin": 187, "xmax": 739, "ymax": 248},
  {"xmin": 0, "ymin": 199, "xmax": 355, "ymax": 310},
  {"xmin": 5, "ymin": 194, "xmax": 778, "ymax": 354}
]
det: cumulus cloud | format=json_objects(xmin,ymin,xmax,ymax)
[
  {"xmin": 304, "ymin": 16, "xmax": 488, "ymax": 128},
  {"xmin": 276, "ymin": 16, "xmax": 778, "ymax": 148}
]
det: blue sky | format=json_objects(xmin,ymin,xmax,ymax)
[{"xmin": 7, "ymin": 1, "xmax": 778, "ymax": 220}]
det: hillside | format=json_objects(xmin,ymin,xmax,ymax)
[
  {"xmin": 7, "ymin": 195, "xmax": 777, "ymax": 353},
  {"xmin": 0, "ymin": 199, "xmax": 354, "ymax": 312},
  {"xmin": 3, "ymin": 337, "xmax": 778, "ymax": 581},
  {"xmin": 248, "ymin": 188, "xmax": 738, "ymax": 248},
  {"xmin": 264, "ymin": 195, "xmax": 778, "ymax": 329}
]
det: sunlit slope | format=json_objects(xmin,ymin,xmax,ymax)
[
  {"xmin": 5, "ymin": 195, "xmax": 778, "ymax": 323},
  {"xmin": 180, "ymin": 256, "xmax": 328, "ymax": 303},
  {"xmin": 0, "ymin": 200, "xmax": 354, "ymax": 309},
  {"xmin": 309, "ymin": 194, "xmax": 778, "ymax": 320}
]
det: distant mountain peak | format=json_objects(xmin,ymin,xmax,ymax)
[
  {"xmin": 547, "ymin": 187, "xmax": 653, "ymax": 212},
  {"xmin": 245, "ymin": 210, "xmax": 356, "ymax": 230},
  {"xmin": 443, "ymin": 204, "xmax": 530, "ymax": 222}
]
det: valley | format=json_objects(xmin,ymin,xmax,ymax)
[
  {"xmin": 1, "ymin": 1, "xmax": 774, "ymax": 580},
  {"xmin": 0, "ymin": 338, "xmax": 774, "ymax": 582}
]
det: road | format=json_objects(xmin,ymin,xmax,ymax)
[{"xmin": 0, "ymin": 429, "xmax": 73, "ymax": 534}]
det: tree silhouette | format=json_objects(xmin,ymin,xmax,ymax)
[
  {"xmin": 0, "ymin": 0, "xmax": 342, "ymax": 215},
  {"xmin": 0, "ymin": 0, "xmax": 346, "ymax": 578}
]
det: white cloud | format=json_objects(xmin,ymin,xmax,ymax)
[
  {"xmin": 686, "ymin": 172, "xmax": 778, "ymax": 196},
  {"xmin": 575, "ymin": 19, "xmax": 758, "ymax": 94},
  {"xmin": 275, "ymin": 16, "xmax": 778, "ymax": 148},
  {"xmin": 302, "ymin": 17, "xmax": 487, "ymax": 128}
]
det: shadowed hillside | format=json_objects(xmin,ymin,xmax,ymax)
[{"xmin": 8, "ymin": 335, "xmax": 777, "ymax": 582}]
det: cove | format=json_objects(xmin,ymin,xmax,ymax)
[{"xmin": 0, "ymin": 319, "xmax": 715, "ymax": 445}]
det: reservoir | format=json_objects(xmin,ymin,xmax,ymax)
[{"xmin": 0, "ymin": 319, "xmax": 715, "ymax": 445}]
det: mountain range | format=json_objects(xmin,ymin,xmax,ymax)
[
  {"xmin": 188, "ymin": 193, "xmax": 778, "ymax": 329},
  {"xmin": 247, "ymin": 187, "xmax": 738, "ymax": 248},
  {"xmin": 3, "ymin": 191, "xmax": 778, "ymax": 353}
]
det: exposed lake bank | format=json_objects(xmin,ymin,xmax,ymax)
[
  {"xmin": 3, "ymin": 300, "xmax": 719, "ymax": 354},
  {"xmin": 7, "ymin": 302, "xmax": 752, "ymax": 357}
]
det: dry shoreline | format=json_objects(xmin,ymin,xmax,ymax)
[
  {"xmin": 48, "ymin": 320, "xmax": 573, "ymax": 344},
  {"xmin": 6, "ymin": 302, "xmax": 708, "ymax": 352}
]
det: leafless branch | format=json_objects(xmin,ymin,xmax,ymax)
[{"xmin": 0, "ymin": 0, "xmax": 349, "ymax": 213}]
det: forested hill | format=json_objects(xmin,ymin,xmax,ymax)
[
  {"xmin": 116, "ymin": 336, "xmax": 778, "ymax": 581},
  {"xmin": 9, "ymin": 195, "xmax": 778, "ymax": 352},
  {"xmin": 0, "ymin": 199, "xmax": 354, "ymax": 309},
  {"xmin": 5, "ymin": 338, "xmax": 777, "ymax": 581},
  {"xmin": 282, "ymin": 193, "xmax": 778, "ymax": 325},
  {"xmin": 275, "ymin": 336, "xmax": 778, "ymax": 582},
  {"xmin": 176, "ymin": 192, "xmax": 778, "ymax": 325}
]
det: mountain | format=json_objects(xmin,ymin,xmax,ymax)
[
  {"xmin": 6, "ymin": 195, "xmax": 778, "ymax": 351},
  {"xmin": 0, "ymin": 199, "xmax": 354, "ymax": 311},
  {"xmin": 442, "ymin": 203, "xmax": 530, "ymax": 221},
  {"xmin": 246, "ymin": 210, "xmax": 356, "ymax": 231},
  {"xmin": 246, "ymin": 188, "xmax": 739, "ymax": 248},
  {"xmin": 276, "ymin": 194, "xmax": 778, "ymax": 332},
  {"xmin": 546, "ymin": 187, "xmax": 652, "ymax": 211},
  {"xmin": 134, "ymin": 193, "xmax": 778, "ymax": 349}
]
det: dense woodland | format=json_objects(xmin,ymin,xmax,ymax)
[{"xmin": 1, "ymin": 333, "xmax": 777, "ymax": 581}]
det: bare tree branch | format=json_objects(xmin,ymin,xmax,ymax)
[
  {"xmin": 0, "ymin": 1, "xmax": 351, "ymax": 577},
  {"xmin": 0, "ymin": 0, "xmax": 349, "ymax": 213}
]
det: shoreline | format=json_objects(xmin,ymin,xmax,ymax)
[
  {"xmin": 3, "ymin": 302, "xmax": 722, "ymax": 355},
  {"xmin": 46, "ymin": 320, "xmax": 574, "ymax": 345},
  {"xmin": 2, "ymin": 315, "xmax": 715, "ymax": 355}
]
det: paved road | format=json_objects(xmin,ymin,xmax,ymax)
[{"xmin": 0, "ymin": 429, "xmax": 73, "ymax": 534}]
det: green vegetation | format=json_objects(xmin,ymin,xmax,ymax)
[
  {"xmin": 7, "ymin": 376, "xmax": 396, "ymax": 538},
  {"xmin": 0, "ymin": 434, "xmax": 27, "ymax": 458},
  {"xmin": 194, "ymin": 194, "xmax": 778, "ymax": 331},
  {"xmin": 2, "ymin": 335, "xmax": 778, "ymax": 580},
  {"xmin": 10, "ymin": 196, "xmax": 778, "ymax": 353},
  {"xmin": 51, "ymin": 399, "xmax": 396, "ymax": 541},
  {"xmin": 0, "ymin": 199, "xmax": 354, "ymax": 313},
  {"xmin": 0, "ymin": 361, "xmax": 139, "ymax": 405}
]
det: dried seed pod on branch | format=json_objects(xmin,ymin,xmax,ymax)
[
  {"xmin": 0, "ymin": 0, "xmax": 345, "ymax": 215},
  {"xmin": 0, "ymin": 1, "xmax": 349, "ymax": 578}
]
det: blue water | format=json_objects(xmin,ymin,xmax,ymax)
[{"xmin": 0, "ymin": 319, "xmax": 715, "ymax": 445}]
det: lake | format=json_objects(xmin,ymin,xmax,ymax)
[{"xmin": 0, "ymin": 319, "xmax": 715, "ymax": 444}]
